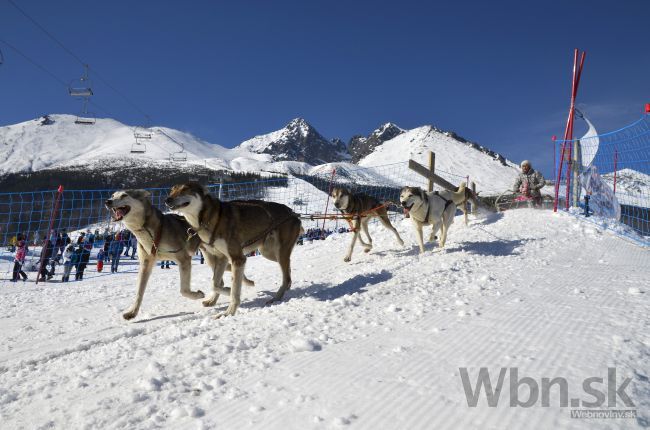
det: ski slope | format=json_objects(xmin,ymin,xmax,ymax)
[{"xmin": 0, "ymin": 209, "xmax": 648, "ymax": 429}]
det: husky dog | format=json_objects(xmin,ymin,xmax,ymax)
[
  {"xmin": 399, "ymin": 183, "xmax": 467, "ymax": 253},
  {"xmin": 330, "ymin": 187, "xmax": 404, "ymax": 262},
  {"xmin": 165, "ymin": 183, "xmax": 303, "ymax": 317},
  {"xmin": 105, "ymin": 190, "xmax": 250, "ymax": 320}
]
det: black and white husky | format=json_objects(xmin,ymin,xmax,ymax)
[{"xmin": 399, "ymin": 183, "xmax": 467, "ymax": 253}]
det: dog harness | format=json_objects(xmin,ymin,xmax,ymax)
[{"xmin": 425, "ymin": 192, "xmax": 454, "ymax": 222}]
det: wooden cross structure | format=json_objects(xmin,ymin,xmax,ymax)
[{"xmin": 408, "ymin": 151, "xmax": 479, "ymax": 212}]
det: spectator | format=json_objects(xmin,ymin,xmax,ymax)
[
  {"xmin": 160, "ymin": 260, "xmax": 170, "ymax": 269},
  {"xmin": 75, "ymin": 243, "xmax": 91, "ymax": 280},
  {"xmin": 122, "ymin": 231, "xmax": 131, "ymax": 256},
  {"xmin": 96, "ymin": 248, "xmax": 105, "ymax": 273},
  {"xmin": 54, "ymin": 232, "xmax": 65, "ymax": 263},
  {"xmin": 61, "ymin": 239, "xmax": 75, "ymax": 282},
  {"xmin": 513, "ymin": 160, "xmax": 545, "ymax": 206},
  {"xmin": 128, "ymin": 234, "xmax": 138, "ymax": 259},
  {"xmin": 11, "ymin": 233, "xmax": 28, "ymax": 282},
  {"xmin": 109, "ymin": 233, "xmax": 123, "ymax": 273},
  {"xmin": 37, "ymin": 236, "xmax": 54, "ymax": 282},
  {"xmin": 103, "ymin": 234, "xmax": 112, "ymax": 262}
]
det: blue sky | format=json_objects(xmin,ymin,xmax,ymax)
[{"xmin": 1, "ymin": 0, "xmax": 648, "ymax": 176}]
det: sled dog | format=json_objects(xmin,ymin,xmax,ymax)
[
  {"xmin": 330, "ymin": 187, "xmax": 404, "ymax": 262},
  {"xmin": 165, "ymin": 182, "xmax": 303, "ymax": 317},
  {"xmin": 399, "ymin": 183, "xmax": 467, "ymax": 253},
  {"xmin": 105, "ymin": 189, "xmax": 251, "ymax": 320}
]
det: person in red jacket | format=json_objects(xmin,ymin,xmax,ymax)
[{"xmin": 12, "ymin": 233, "xmax": 28, "ymax": 282}]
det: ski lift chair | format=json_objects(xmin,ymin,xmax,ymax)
[
  {"xmin": 75, "ymin": 113, "xmax": 96, "ymax": 125},
  {"xmin": 170, "ymin": 151, "xmax": 187, "ymax": 162},
  {"xmin": 69, "ymin": 65, "xmax": 93, "ymax": 97},
  {"xmin": 134, "ymin": 128, "xmax": 152, "ymax": 140},
  {"xmin": 130, "ymin": 142, "xmax": 146, "ymax": 153}
]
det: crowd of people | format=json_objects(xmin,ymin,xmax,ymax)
[{"xmin": 9, "ymin": 228, "xmax": 139, "ymax": 283}]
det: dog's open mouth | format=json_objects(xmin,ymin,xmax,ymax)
[
  {"xmin": 401, "ymin": 202, "xmax": 413, "ymax": 214},
  {"xmin": 111, "ymin": 206, "xmax": 130, "ymax": 221}
]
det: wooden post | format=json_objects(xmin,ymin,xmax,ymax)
[
  {"xmin": 427, "ymin": 151, "xmax": 435, "ymax": 192},
  {"xmin": 408, "ymin": 151, "xmax": 457, "ymax": 192},
  {"xmin": 408, "ymin": 151, "xmax": 487, "ymax": 213}
]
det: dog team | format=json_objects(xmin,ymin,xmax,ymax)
[{"xmin": 105, "ymin": 181, "xmax": 475, "ymax": 320}]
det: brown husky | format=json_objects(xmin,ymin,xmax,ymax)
[
  {"xmin": 330, "ymin": 187, "xmax": 404, "ymax": 262},
  {"xmin": 166, "ymin": 183, "xmax": 303, "ymax": 317}
]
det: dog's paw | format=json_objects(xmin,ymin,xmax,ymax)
[
  {"xmin": 363, "ymin": 246, "xmax": 372, "ymax": 253},
  {"xmin": 398, "ymin": 240, "xmax": 405, "ymax": 246},
  {"xmin": 214, "ymin": 303, "xmax": 239, "ymax": 319},
  {"xmin": 244, "ymin": 278, "xmax": 255, "ymax": 287},
  {"xmin": 343, "ymin": 256, "xmax": 351, "ymax": 263},
  {"xmin": 190, "ymin": 290, "xmax": 205, "ymax": 299},
  {"xmin": 122, "ymin": 311, "xmax": 137, "ymax": 320},
  {"xmin": 202, "ymin": 298, "xmax": 217, "ymax": 307}
]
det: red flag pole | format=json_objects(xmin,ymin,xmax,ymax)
[
  {"xmin": 554, "ymin": 49, "xmax": 586, "ymax": 212},
  {"xmin": 36, "ymin": 185, "xmax": 64, "ymax": 284}
]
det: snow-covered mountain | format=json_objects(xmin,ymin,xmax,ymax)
[
  {"xmin": 348, "ymin": 122, "xmax": 405, "ymax": 163},
  {"xmin": 0, "ymin": 114, "xmax": 268, "ymax": 174},
  {"xmin": 357, "ymin": 125, "xmax": 519, "ymax": 195},
  {"xmin": 237, "ymin": 118, "xmax": 349, "ymax": 165},
  {"xmin": 0, "ymin": 114, "xmax": 521, "ymax": 195}
]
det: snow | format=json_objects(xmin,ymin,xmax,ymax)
[{"xmin": 1, "ymin": 209, "xmax": 648, "ymax": 429}]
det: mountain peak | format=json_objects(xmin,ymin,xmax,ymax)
[
  {"xmin": 348, "ymin": 122, "xmax": 406, "ymax": 163},
  {"xmin": 284, "ymin": 118, "xmax": 315, "ymax": 138},
  {"xmin": 238, "ymin": 119, "xmax": 347, "ymax": 164}
]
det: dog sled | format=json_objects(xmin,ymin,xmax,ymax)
[{"xmin": 494, "ymin": 191, "xmax": 554, "ymax": 212}]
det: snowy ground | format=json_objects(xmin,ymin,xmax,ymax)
[{"xmin": 0, "ymin": 209, "xmax": 648, "ymax": 429}]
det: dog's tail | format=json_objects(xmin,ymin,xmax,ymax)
[{"xmin": 450, "ymin": 182, "xmax": 467, "ymax": 205}]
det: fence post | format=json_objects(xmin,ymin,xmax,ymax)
[{"xmin": 36, "ymin": 185, "xmax": 64, "ymax": 284}]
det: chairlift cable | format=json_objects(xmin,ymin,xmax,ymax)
[
  {"xmin": 7, "ymin": 0, "xmax": 152, "ymax": 123},
  {"xmin": 0, "ymin": 38, "xmax": 118, "ymax": 120},
  {"xmin": 0, "ymin": 38, "xmax": 68, "ymax": 87}
]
